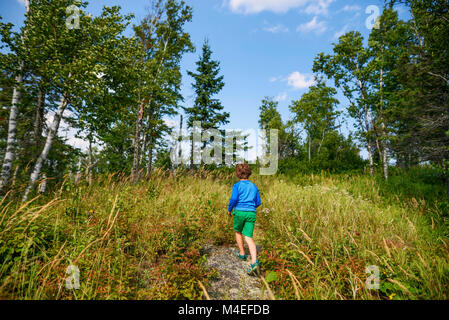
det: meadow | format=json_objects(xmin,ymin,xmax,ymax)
[{"xmin": 0, "ymin": 168, "xmax": 448, "ymax": 300}]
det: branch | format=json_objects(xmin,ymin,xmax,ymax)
[{"xmin": 427, "ymin": 71, "xmax": 449, "ymax": 85}]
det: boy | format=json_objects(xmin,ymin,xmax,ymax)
[{"xmin": 227, "ymin": 163, "xmax": 261, "ymax": 276}]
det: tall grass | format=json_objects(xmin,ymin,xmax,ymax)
[{"xmin": 0, "ymin": 168, "xmax": 447, "ymax": 300}]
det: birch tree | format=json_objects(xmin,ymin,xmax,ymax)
[
  {"xmin": 0, "ymin": 0, "xmax": 30, "ymax": 193},
  {"xmin": 22, "ymin": 2, "xmax": 132, "ymax": 201},
  {"xmin": 131, "ymin": 0, "xmax": 193, "ymax": 180},
  {"xmin": 289, "ymin": 80, "xmax": 340, "ymax": 162},
  {"xmin": 313, "ymin": 32, "xmax": 376, "ymax": 175}
]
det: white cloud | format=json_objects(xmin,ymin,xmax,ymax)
[
  {"xmin": 333, "ymin": 24, "xmax": 349, "ymax": 39},
  {"xmin": 269, "ymin": 76, "xmax": 281, "ymax": 82},
  {"xmin": 303, "ymin": 0, "xmax": 335, "ymax": 16},
  {"xmin": 16, "ymin": 0, "xmax": 26, "ymax": 6},
  {"xmin": 341, "ymin": 5, "xmax": 361, "ymax": 12},
  {"xmin": 287, "ymin": 71, "xmax": 316, "ymax": 90},
  {"xmin": 45, "ymin": 110, "xmax": 91, "ymax": 152},
  {"xmin": 263, "ymin": 24, "xmax": 289, "ymax": 33},
  {"xmin": 296, "ymin": 16, "xmax": 327, "ymax": 34},
  {"xmin": 275, "ymin": 92, "xmax": 288, "ymax": 102},
  {"xmin": 227, "ymin": 0, "xmax": 310, "ymax": 14},
  {"xmin": 164, "ymin": 118, "xmax": 177, "ymax": 128}
]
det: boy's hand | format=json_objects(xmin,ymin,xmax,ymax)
[{"xmin": 227, "ymin": 211, "xmax": 232, "ymax": 217}]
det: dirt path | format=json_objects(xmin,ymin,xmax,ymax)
[{"xmin": 202, "ymin": 242, "xmax": 268, "ymax": 300}]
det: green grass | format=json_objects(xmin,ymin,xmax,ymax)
[{"xmin": 0, "ymin": 168, "xmax": 448, "ymax": 300}]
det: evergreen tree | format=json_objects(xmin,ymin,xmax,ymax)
[{"xmin": 184, "ymin": 39, "xmax": 229, "ymax": 166}]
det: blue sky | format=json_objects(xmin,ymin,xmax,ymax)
[{"xmin": 1, "ymin": 0, "xmax": 409, "ymax": 157}]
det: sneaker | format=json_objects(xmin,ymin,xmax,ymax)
[
  {"xmin": 235, "ymin": 251, "xmax": 247, "ymax": 261},
  {"xmin": 247, "ymin": 260, "xmax": 261, "ymax": 276}
]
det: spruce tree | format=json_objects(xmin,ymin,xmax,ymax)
[{"xmin": 184, "ymin": 39, "xmax": 229, "ymax": 166}]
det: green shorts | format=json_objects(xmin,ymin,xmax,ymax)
[{"xmin": 233, "ymin": 210, "xmax": 257, "ymax": 238}]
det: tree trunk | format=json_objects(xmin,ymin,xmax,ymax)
[
  {"xmin": 33, "ymin": 89, "xmax": 45, "ymax": 145},
  {"xmin": 0, "ymin": 73, "xmax": 23, "ymax": 193},
  {"xmin": 140, "ymin": 128, "xmax": 147, "ymax": 167},
  {"xmin": 317, "ymin": 130, "xmax": 326, "ymax": 154},
  {"xmin": 75, "ymin": 160, "xmax": 82, "ymax": 185},
  {"xmin": 363, "ymin": 109, "xmax": 382, "ymax": 175},
  {"xmin": 22, "ymin": 95, "xmax": 68, "ymax": 202},
  {"xmin": 374, "ymin": 133, "xmax": 382, "ymax": 160},
  {"xmin": 308, "ymin": 134, "xmax": 311, "ymax": 163},
  {"xmin": 146, "ymin": 133, "xmax": 154, "ymax": 176},
  {"xmin": 86, "ymin": 138, "xmax": 93, "ymax": 185},
  {"xmin": 11, "ymin": 165, "xmax": 19, "ymax": 189},
  {"xmin": 132, "ymin": 101, "xmax": 144, "ymax": 182},
  {"xmin": 190, "ymin": 131, "xmax": 194, "ymax": 169},
  {"xmin": 358, "ymin": 78, "xmax": 374, "ymax": 176},
  {"xmin": 365, "ymin": 120, "xmax": 375, "ymax": 176},
  {"xmin": 367, "ymin": 140, "xmax": 374, "ymax": 175},
  {"xmin": 381, "ymin": 122, "xmax": 388, "ymax": 180},
  {"xmin": 379, "ymin": 64, "xmax": 388, "ymax": 180},
  {"xmin": 177, "ymin": 115, "xmax": 183, "ymax": 169},
  {"xmin": 0, "ymin": 0, "xmax": 30, "ymax": 193},
  {"xmin": 39, "ymin": 173, "xmax": 47, "ymax": 194}
]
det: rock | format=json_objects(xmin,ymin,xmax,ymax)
[{"xmin": 202, "ymin": 244, "xmax": 268, "ymax": 300}]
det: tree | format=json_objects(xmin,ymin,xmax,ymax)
[
  {"xmin": 367, "ymin": 7, "xmax": 412, "ymax": 180},
  {"xmin": 0, "ymin": 0, "xmax": 30, "ymax": 193},
  {"xmin": 131, "ymin": 0, "xmax": 194, "ymax": 180},
  {"xmin": 21, "ymin": 1, "xmax": 133, "ymax": 201},
  {"xmin": 184, "ymin": 39, "xmax": 229, "ymax": 167},
  {"xmin": 313, "ymin": 32, "xmax": 376, "ymax": 175},
  {"xmin": 392, "ymin": 0, "xmax": 449, "ymax": 195},
  {"xmin": 259, "ymin": 97, "xmax": 299, "ymax": 160},
  {"xmin": 290, "ymin": 80, "xmax": 340, "ymax": 162}
]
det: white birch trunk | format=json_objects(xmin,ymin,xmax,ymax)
[
  {"xmin": 22, "ymin": 95, "xmax": 67, "ymax": 201},
  {"xmin": 0, "ymin": 0, "xmax": 30, "ymax": 193},
  {"xmin": 358, "ymin": 78, "xmax": 374, "ymax": 176},
  {"xmin": 379, "ymin": 66, "xmax": 389, "ymax": 180},
  {"xmin": 365, "ymin": 111, "xmax": 375, "ymax": 176},
  {"xmin": 381, "ymin": 121, "xmax": 388, "ymax": 180},
  {"xmin": 0, "ymin": 74, "xmax": 22, "ymax": 192}
]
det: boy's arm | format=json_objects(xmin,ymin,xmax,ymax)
[
  {"xmin": 255, "ymin": 188, "xmax": 261, "ymax": 208},
  {"xmin": 228, "ymin": 184, "xmax": 239, "ymax": 213}
]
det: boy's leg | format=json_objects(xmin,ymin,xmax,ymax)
[
  {"xmin": 241, "ymin": 212, "xmax": 257, "ymax": 264},
  {"xmin": 244, "ymin": 236, "xmax": 257, "ymax": 264},
  {"xmin": 235, "ymin": 232, "xmax": 245, "ymax": 256}
]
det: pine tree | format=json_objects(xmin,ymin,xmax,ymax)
[{"xmin": 184, "ymin": 39, "xmax": 229, "ymax": 166}]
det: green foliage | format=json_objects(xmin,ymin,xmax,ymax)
[{"xmin": 184, "ymin": 39, "xmax": 229, "ymax": 130}]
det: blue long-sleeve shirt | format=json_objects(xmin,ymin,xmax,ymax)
[{"xmin": 228, "ymin": 180, "xmax": 261, "ymax": 213}]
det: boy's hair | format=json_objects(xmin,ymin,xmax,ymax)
[{"xmin": 236, "ymin": 163, "xmax": 252, "ymax": 179}]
